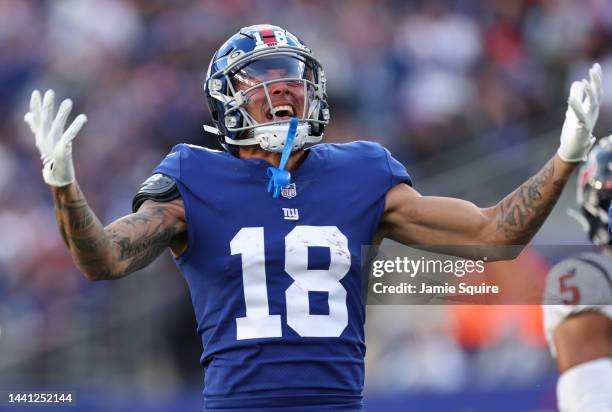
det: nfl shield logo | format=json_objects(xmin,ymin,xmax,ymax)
[{"xmin": 281, "ymin": 183, "xmax": 297, "ymax": 199}]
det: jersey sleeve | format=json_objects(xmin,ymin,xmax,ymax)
[
  {"xmin": 131, "ymin": 144, "xmax": 185, "ymax": 212},
  {"xmin": 543, "ymin": 256, "xmax": 612, "ymax": 309},
  {"xmin": 383, "ymin": 146, "xmax": 412, "ymax": 188},
  {"xmin": 329, "ymin": 140, "xmax": 413, "ymax": 192},
  {"xmin": 152, "ymin": 144, "xmax": 183, "ymax": 180},
  {"xmin": 542, "ymin": 256, "xmax": 612, "ymax": 357}
]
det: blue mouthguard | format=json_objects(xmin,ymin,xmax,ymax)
[{"xmin": 267, "ymin": 117, "xmax": 299, "ymax": 198}]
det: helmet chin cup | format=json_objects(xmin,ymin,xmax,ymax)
[
  {"xmin": 222, "ymin": 122, "xmax": 321, "ymax": 152},
  {"xmin": 252, "ymin": 123, "xmax": 316, "ymax": 152}
]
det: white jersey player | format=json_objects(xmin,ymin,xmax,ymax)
[{"xmin": 543, "ymin": 136, "xmax": 612, "ymax": 412}]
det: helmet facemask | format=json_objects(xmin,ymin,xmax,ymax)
[
  {"xmin": 581, "ymin": 181, "xmax": 612, "ymax": 245},
  {"xmin": 576, "ymin": 137, "xmax": 612, "ymax": 245},
  {"xmin": 207, "ymin": 46, "xmax": 329, "ymax": 153}
]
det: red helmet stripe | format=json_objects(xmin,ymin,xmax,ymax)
[{"xmin": 260, "ymin": 28, "xmax": 276, "ymax": 45}]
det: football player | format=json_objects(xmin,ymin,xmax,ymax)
[
  {"xmin": 25, "ymin": 25, "xmax": 603, "ymax": 411},
  {"xmin": 543, "ymin": 137, "xmax": 612, "ymax": 412}
]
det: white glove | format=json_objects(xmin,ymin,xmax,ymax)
[
  {"xmin": 558, "ymin": 63, "xmax": 603, "ymax": 162},
  {"xmin": 24, "ymin": 89, "xmax": 87, "ymax": 187}
]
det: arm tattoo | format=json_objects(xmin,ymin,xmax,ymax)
[
  {"xmin": 52, "ymin": 183, "xmax": 182, "ymax": 280},
  {"xmin": 53, "ymin": 190, "xmax": 70, "ymax": 247},
  {"xmin": 494, "ymin": 158, "xmax": 567, "ymax": 244},
  {"xmin": 107, "ymin": 207, "xmax": 179, "ymax": 275},
  {"xmin": 53, "ymin": 184, "xmax": 113, "ymax": 278}
]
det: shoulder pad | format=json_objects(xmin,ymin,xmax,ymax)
[{"xmin": 132, "ymin": 173, "xmax": 180, "ymax": 212}]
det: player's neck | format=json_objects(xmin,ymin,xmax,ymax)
[{"xmin": 238, "ymin": 146, "xmax": 307, "ymax": 172}]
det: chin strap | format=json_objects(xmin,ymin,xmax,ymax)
[{"xmin": 267, "ymin": 117, "xmax": 298, "ymax": 198}]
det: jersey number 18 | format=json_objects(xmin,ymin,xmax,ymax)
[{"xmin": 231, "ymin": 226, "xmax": 350, "ymax": 340}]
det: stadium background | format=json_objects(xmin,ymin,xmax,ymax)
[{"xmin": 1, "ymin": 0, "xmax": 612, "ymax": 410}]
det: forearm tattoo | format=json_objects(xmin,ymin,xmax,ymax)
[
  {"xmin": 53, "ymin": 184, "xmax": 112, "ymax": 277},
  {"xmin": 53, "ymin": 184, "xmax": 179, "ymax": 279},
  {"xmin": 108, "ymin": 207, "xmax": 179, "ymax": 275},
  {"xmin": 494, "ymin": 159, "xmax": 567, "ymax": 244}
]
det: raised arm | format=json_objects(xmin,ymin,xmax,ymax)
[
  {"xmin": 25, "ymin": 89, "xmax": 186, "ymax": 281},
  {"xmin": 53, "ymin": 183, "xmax": 186, "ymax": 281},
  {"xmin": 380, "ymin": 154, "xmax": 573, "ymax": 247},
  {"xmin": 379, "ymin": 63, "xmax": 603, "ymax": 253}
]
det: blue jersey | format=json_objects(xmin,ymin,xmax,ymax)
[{"xmin": 152, "ymin": 141, "xmax": 411, "ymax": 411}]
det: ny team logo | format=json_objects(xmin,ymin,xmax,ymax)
[
  {"xmin": 281, "ymin": 183, "xmax": 297, "ymax": 199},
  {"xmin": 282, "ymin": 208, "xmax": 299, "ymax": 221}
]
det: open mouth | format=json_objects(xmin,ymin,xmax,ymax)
[{"xmin": 266, "ymin": 104, "xmax": 296, "ymax": 121}]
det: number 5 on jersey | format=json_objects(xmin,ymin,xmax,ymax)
[{"xmin": 231, "ymin": 226, "xmax": 351, "ymax": 340}]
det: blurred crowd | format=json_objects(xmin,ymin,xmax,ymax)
[{"xmin": 2, "ymin": 0, "xmax": 612, "ymax": 399}]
